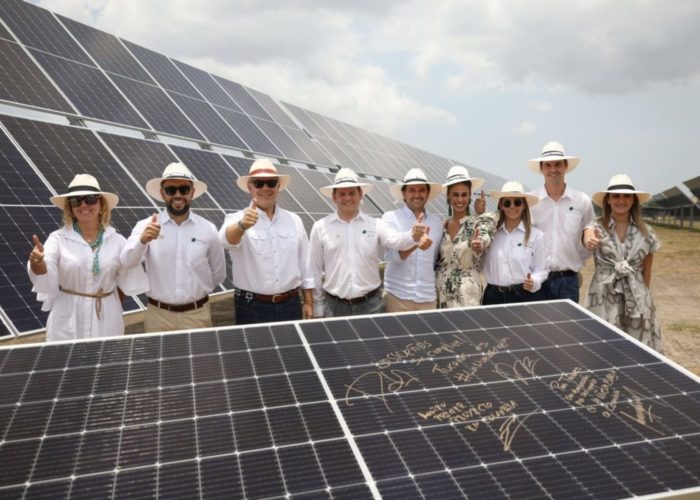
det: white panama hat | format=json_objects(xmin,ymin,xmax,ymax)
[
  {"xmin": 145, "ymin": 162, "xmax": 208, "ymax": 202},
  {"xmin": 527, "ymin": 141, "xmax": 580, "ymax": 174},
  {"xmin": 591, "ymin": 174, "xmax": 651, "ymax": 207},
  {"xmin": 50, "ymin": 173, "xmax": 119, "ymax": 210},
  {"xmin": 389, "ymin": 168, "xmax": 443, "ymax": 203},
  {"xmin": 236, "ymin": 158, "xmax": 291, "ymax": 192},
  {"xmin": 319, "ymin": 168, "xmax": 373, "ymax": 198},
  {"xmin": 490, "ymin": 180, "xmax": 539, "ymax": 207},
  {"xmin": 442, "ymin": 165, "xmax": 485, "ymax": 193}
]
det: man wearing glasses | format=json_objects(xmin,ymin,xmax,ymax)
[
  {"xmin": 219, "ymin": 158, "xmax": 314, "ymax": 324},
  {"xmin": 122, "ymin": 162, "xmax": 226, "ymax": 332}
]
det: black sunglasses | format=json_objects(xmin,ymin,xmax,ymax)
[
  {"xmin": 502, "ymin": 198, "xmax": 524, "ymax": 208},
  {"xmin": 251, "ymin": 179, "xmax": 279, "ymax": 189},
  {"xmin": 68, "ymin": 195, "xmax": 101, "ymax": 207},
  {"xmin": 162, "ymin": 185, "xmax": 192, "ymax": 196}
]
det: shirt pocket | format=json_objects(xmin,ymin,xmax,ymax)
[
  {"xmin": 186, "ymin": 237, "xmax": 211, "ymax": 270},
  {"xmin": 564, "ymin": 206, "xmax": 584, "ymax": 235},
  {"xmin": 249, "ymin": 231, "xmax": 273, "ymax": 257},
  {"xmin": 278, "ymin": 229, "xmax": 298, "ymax": 251}
]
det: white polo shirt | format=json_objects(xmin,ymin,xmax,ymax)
[{"xmin": 483, "ymin": 222, "xmax": 548, "ymax": 291}]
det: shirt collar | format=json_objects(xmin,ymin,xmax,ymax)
[
  {"xmin": 499, "ymin": 221, "xmax": 526, "ymax": 234},
  {"xmin": 331, "ymin": 209, "xmax": 366, "ymax": 223}
]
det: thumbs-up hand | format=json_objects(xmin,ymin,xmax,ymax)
[
  {"xmin": 140, "ymin": 213, "xmax": 161, "ymax": 244},
  {"xmin": 584, "ymin": 227, "xmax": 602, "ymax": 251},
  {"xmin": 241, "ymin": 200, "xmax": 259, "ymax": 230},
  {"xmin": 411, "ymin": 212, "xmax": 427, "ymax": 241},
  {"xmin": 475, "ymin": 190, "xmax": 486, "ymax": 215},
  {"xmin": 417, "ymin": 225, "xmax": 432, "ymax": 250},
  {"xmin": 471, "ymin": 227, "xmax": 483, "ymax": 254},
  {"xmin": 29, "ymin": 234, "xmax": 45, "ymax": 264},
  {"xmin": 523, "ymin": 272, "xmax": 534, "ymax": 292}
]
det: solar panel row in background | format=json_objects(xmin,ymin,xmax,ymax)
[
  {"xmin": 0, "ymin": 301, "xmax": 698, "ymax": 498},
  {"xmin": 0, "ymin": 0, "xmax": 503, "ymax": 337}
]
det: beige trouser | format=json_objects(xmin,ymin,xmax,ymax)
[
  {"xmin": 383, "ymin": 291, "xmax": 437, "ymax": 313},
  {"xmin": 143, "ymin": 302, "xmax": 212, "ymax": 333}
]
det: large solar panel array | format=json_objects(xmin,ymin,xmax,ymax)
[
  {"xmin": 0, "ymin": 0, "xmax": 505, "ymax": 337},
  {"xmin": 0, "ymin": 301, "xmax": 698, "ymax": 499}
]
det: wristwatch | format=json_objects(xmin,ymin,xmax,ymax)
[{"xmin": 237, "ymin": 220, "xmax": 247, "ymax": 232}]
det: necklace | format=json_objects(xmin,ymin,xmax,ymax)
[{"xmin": 73, "ymin": 222, "xmax": 105, "ymax": 275}]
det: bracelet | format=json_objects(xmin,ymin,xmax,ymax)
[{"xmin": 237, "ymin": 220, "xmax": 247, "ymax": 232}]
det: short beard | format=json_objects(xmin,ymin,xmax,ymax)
[{"xmin": 167, "ymin": 199, "xmax": 190, "ymax": 217}]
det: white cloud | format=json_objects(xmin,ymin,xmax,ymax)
[
  {"xmin": 513, "ymin": 121, "xmax": 536, "ymax": 135},
  {"xmin": 527, "ymin": 101, "xmax": 552, "ymax": 113}
]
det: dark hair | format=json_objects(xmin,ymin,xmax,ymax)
[
  {"xmin": 332, "ymin": 186, "xmax": 362, "ymax": 196},
  {"xmin": 401, "ymin": 184, "xmax": 430, "ymax": 194},
  {"xmin": 496, "ymin": 198, "xmax": 533, "ymax": 245},
  {"xmin": 539, "ymin": 159, "xmax": 569, "ymax": 170},
  {"xmin": 600, "ymin": 193, "xmax": 648, "ymax": 236},
  {"xmin": 446, "ymin": 181, "xmax": 472, "ymax": 217}
]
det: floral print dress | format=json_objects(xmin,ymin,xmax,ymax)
[
  {"xmin": 585, "ymin": 219, "xmax": 662, "ymax": 352},
  {"xmin": 436, "ymin": 214, "xmax": 496, "ymax": 308}
]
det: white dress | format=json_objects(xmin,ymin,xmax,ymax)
[{"xmin": 28, "ymin": 225, "xmax": 148, "ymax": 342}]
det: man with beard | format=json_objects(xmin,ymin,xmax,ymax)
[{"xmin": 122, "ymin": 163, "xmax": 225, "ymax": 332}]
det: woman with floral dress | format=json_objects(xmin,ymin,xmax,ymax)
[
  {"xmin": 435, "ymin": 166, "xmax": 495, "ymax": 308},
  {"xmin": 583, "ymin": 174, "xmax": 662, "ymax": 352}
]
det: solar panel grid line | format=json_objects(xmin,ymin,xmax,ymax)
[
  {"xmin": 213, "ymin": 106, "xmax": 284, "ymax": 159},
  {"xmin": 172, "ymin": 60, "xmax": 243, "ymax": 113},
  {"xmin": 245, "ymin": 88, "xmax": 299, "ymax": 130},
  {"xmin": 295, "ymin": 321, "xmax": 383, "ymax": 500}
]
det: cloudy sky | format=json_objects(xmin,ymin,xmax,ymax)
[{"xmin": 35, "ymin": 0, "xmax": 700, "ymax": 198}]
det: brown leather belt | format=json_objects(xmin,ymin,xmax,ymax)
[
  {"xmin": 148, "ymin": 296, "xmax": 208, "ymax": 313},
  {"xmin": 60, "ymin": 286, "xmax": 115, "ymax": 319},
  {"xmin": 325, "ymin": 287, "xmax": 381, "ymax": 305},
  {"xmin": 548, "ymin": 270, "xmax": 577, "ymax": 278},
  {"xmin": 235, "ymin": 288, "xmax": 298, "ymax": 304}
]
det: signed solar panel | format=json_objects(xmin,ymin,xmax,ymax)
[{"xmin": 1, "ymin": 301, "xmax": 699, "ymax": 499}]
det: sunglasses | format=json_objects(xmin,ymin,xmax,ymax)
[
  {"xmin": 68, "ymin": 195, "xmax": 101, "ymax": 207},
  {"xmin": 501, "ymin": 198, "xmax": 524, "ymax": 208},
  {"xmin": 251, "ymin": 179, "xmax": 279, "ymax": 189},
  {"xmin": 162, "ymin": 185, "xmax": 192, "ymax": 196}
]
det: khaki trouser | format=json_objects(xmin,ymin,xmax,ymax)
[
  {"xmin": 144, "ymin": 302, "xmax": 212, "ymax": 333},
  {"xmin": 383, "ymin": 291, "xmax": 437, "ymax": 313}
]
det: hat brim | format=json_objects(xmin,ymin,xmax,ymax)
[
  {"xmin": 389, "ymin": 181, "xmax": 443, "ymax": 203},
  {"xmin": 145, "ymin": 178, "xmax": 208, "ymax": 202},
  {"xmin": 236, "ymin": 174, "xmax": 291, "ymax": 192},
  {"xmin": 489, "ymin": 190, "xmax": 540, "ymax": 207},
  {"xmin": 442, "ymin": 177, "xmax": 485, "ymax": 193},
  {"xmin": 591, "ymin": 190, "xmax": 651, "ymax": 207},
  {"xmin": 320, "ymin": 183, "xmax": 373, "ymax": 198},
  {"xmin": 528, "ymin": 156, "xmax": 579, "ymax": 174},
  {"xmin": 50, "ymin": 190, "xmax": 119, "ymax": 211}
]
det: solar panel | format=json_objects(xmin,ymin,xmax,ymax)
[
  {"xmin": 252, "ymin": 117, "xmax": 313, "ymax": 164},
  {"xmin": 0, "ymin": 39, "xmax": 74, "ymax": 113},
  {"xmin": 0, "ymin": 301, "xmax": 698, "ymax": 498},
  {"xmin": 173, "ymin": 60, "xmax": 242, "ymax": 111},
  {"xmin": 0, "ymin": 127, "xmax": 54, "ymax": 205},
  {"xmin": 247, "ymin": 88, "xmax": 298, "ymax": 129},
  {"xmin": 0, "ymin": 21, "xmax": 13, "ymax": 41},
  {"xmin": 214, "ymin": 106, "xmax": 283, "ymax": 158},
  {"xmin": 213, "ymin": 76, "xmax": 274, "ymax": 121},
  {"xmin": 684, "ymin": 176, "xmax": 700, "ymax": 199},
  {"xmin": 28, "ymin": 49, "xmax": 148, "ymax": 128},
  {"xmin": 282, "ymin": 125, "xmax": 335, "ymax": 167}
]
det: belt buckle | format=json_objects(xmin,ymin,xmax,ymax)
[
  {"xmin": 245, "ymin": 292, "xmax": 254, "ymax": 300},
  {"xmin": 271, "ymin": 293, "xmax": 285, "ymax": 304}
]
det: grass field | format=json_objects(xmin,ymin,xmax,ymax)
[{"xmin": 5, "ymin": 224, "xmax": 699, "ymax": 376}]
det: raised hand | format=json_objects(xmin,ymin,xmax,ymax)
[
  {"xmin": 411, "ymin": 212, "xmax": 427, "ymax": 241},
  {"xmin": 523, "ymin": 272, "xmax": 534, "ymax": 292},
  {"xmin": 140, "ymin": 213, "xmax": 161, "ymax": 244},
  {"xmin": 241, "ymin": 200, "xmax": 259, "ymax": 230},
  {"xmin": 474, "ymin": 190, "xmax": 486, "ymax": 215},
  {"xmin": 417, "ymin": 226, "xmax": 432, "ymax": 250},
  {"xmin": 584, "ymin": 227, "xmax": 602, "ymax": 251},
  {"xmin": 29, "ymin": 234, "xmax": 45, "ymax": 264},
  {"xmin": 471, "ymin": 227, "xmax": 483, "ymax": 254}
]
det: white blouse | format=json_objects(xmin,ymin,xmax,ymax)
[
  {"xmin": 28, "ymin": 225, "xmax": 148, "ymax": 342},
  {"xmin": 483, "ymin": 222, "xmax": 548, "ymax": 291}
]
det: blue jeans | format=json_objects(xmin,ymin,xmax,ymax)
[
  {"xmin": 324, "ymin": 291, "xmax": 384, "ymax": 318},
  {"xmin": 234, "ymin": 292, "xmax": 302, "ymax": 325},
  {"xmin": 541, "ymin": 275, "xmax": 579, "ymax": 303},
  {"xmin": 483, "ymin": 284, "xmax": 540, "ymax": 305}
]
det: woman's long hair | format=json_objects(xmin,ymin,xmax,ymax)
[
  {"xmin": 62, "ymin": 196, "xmax": 111, "ymax": 228},
  {"xmin": 446, "ymin": 181, "xmax": 472, "ymax": 217},
  {"xmin": 600, "ymin": 193, "xmax": 648, "ymax": 236},
  {"xmin": 496, "ymin": 198, "xmax": 533, "ymax": 245}
]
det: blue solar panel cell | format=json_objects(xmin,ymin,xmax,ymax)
[
  {"xmin": 0, "ymin": 39, "xmax": 74, "ymax": 113},
  {"xmin": 0, "ymin": 127, "xmax": 53, "ymax": 205},
  {"xmin": 213, "ymin": 76, "xmax": 273, "ymax": 120},
  {"xmin": 173, "ymin": 60, "xmax": 242, "ymax": 111},
  {"xmin": 247, "ymin": 88, "xmax": 298, "ymax": 128},
  {"xmin": 214, "ymin": 106, "xmax": 283, "ymax": 157},
  {"xmin": 252, "ymin": 117, "xmax": 312, "ymax": 164},
  {"xmin": 58, "ymin": 16, "xmax": 155, "ymax": 84}
]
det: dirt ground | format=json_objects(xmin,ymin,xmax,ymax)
[{"xmin": 4, "ymin": 224, "xmax": 699, "ymax": 376}]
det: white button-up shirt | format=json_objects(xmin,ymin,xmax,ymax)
[
  {"xmin": 529, "ymin": 185, "xmax": 595, "ymax": 272},
  {"xmin": 381, "ymin": 206, "xmax": 443, "ymax": 303},
  {"xmin": 121, "ymin": 211, "xmax": 226, "ymax": 304},
  {"xmin": 219, "ymin": 204, "xmax": 314, "ymax": 295},
  {"xmin": 309, "ymin": 210, "xmax": 416, "ymax": 317},
  {"xmin": 483, "ymin": 222, "xmax": 548, "ymax": 291},
  {"xmin": 29, "ymin": 225, "xmax": 148, "ymax": 342}
]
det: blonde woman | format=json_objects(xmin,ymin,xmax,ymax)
[
  {"xmin": 583, "ymin": 174, "xmax": 662, "ymax": 351},
  {"xmin": 435, "ymin": 166, "xmax": 494, "ymax": 308},
  {"xmin": 482, "ymin": 181, "xmax": 548, "ymax": 305},
  {"xmin": 28, "ymin": 174, "xmax": 147, "ymax": 341}
]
